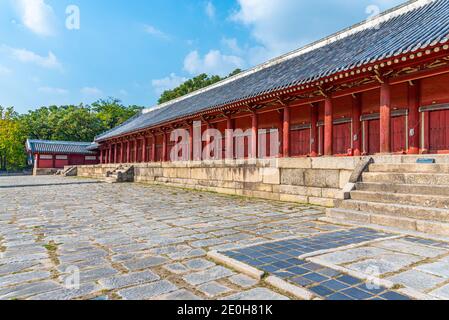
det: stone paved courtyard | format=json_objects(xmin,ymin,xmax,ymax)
[{"xmin": 1, "ymin": 176, "xmax": 449, "ymax": 300}]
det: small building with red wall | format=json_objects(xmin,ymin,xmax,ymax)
[{"xmin": 26, "ymin": 139, "xmax": 100, "ymax": 175}]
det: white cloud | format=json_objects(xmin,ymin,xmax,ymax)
[
  {"xmin": 152, "ymin": 73, "xmax": 187, "ymax": 95},
  {"xmin": 231, "ymin": 0, "xmax": 406, "ymax": 65},
  {"xmin": 221, "ymin": 38, "xmax": 243, "ymax": 55},
  {"xmin": 205, "ymin": 1, "xmax": 216, "ymax": 19},
  {"xmin": 119, "ymin": 89, "xmax": 128, "ymax": 96},
  {"xmin": 38, "ymin": 86, "xmax": 68, "ymax": 95},
  {"xmin": 144, "ymin": 24, "xmax": 170, "ymax": 40},
  {"xmin": 14, "ymin": 0, "xmax": 56, "ymax": 36},
  {"xmin": 81, "ymin": 87, "xmax": 103, "ymax": 96},
  {"xmin": 0, "ymin": 65, "xmax": 12, "ymax": 75},
  {"xmin": 183, "ymin": 50, "xmax": 245, "ymax": 76},
  {"xmin": 2, "ymin": 46, "xmax": 62, "ymax": 70}
]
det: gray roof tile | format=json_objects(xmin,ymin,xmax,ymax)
[{"xmin": 26, "ymin": 140, "xmax": 97, "ymax": 155}]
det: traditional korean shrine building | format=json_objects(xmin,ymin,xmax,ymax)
[
  {"xmin": 95, "ymin": 0, "xmax": 449, "ymax": 164},
  {"xmin": 26, "ymin": 140, "xmax": 99, "ymax": 175}
]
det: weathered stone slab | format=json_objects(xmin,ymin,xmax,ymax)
[
  {"xmin": 348, "ymin": 253, "xmax": 421, "ymax": 275},
  {"xmin": 30, "ymin": 283, "xmax": 101, "ymax": 300},
  {"xmin": 304, "ymin": 169, "xmax": 340, "ymax": 188},
  {"xmin": 0, "ymin": 262, "xmax": 38, "ymax": 277},
  {"xmin": 280, "ymin": 169, "xmax": 305, "ymax": 186},
  {"xmin": 416, "ymin": 261, "xmax": 449, "ymax": 278},
  {"xmin": 387, "ymin": 270, "xmax": 445, "ymax": 291},
  {"xmin": 222, "ymin": 288, "xmax": 289, "ymax": 300},
  {"xmin": 183, "ymin": 266, "xmax": 234, "ymax": 285},
  {"xmin": 430, "ymin": 284, "xmax": 449, "ymax": 300},
  {"xmin": 0, "ymin": 281, "xmax": 61, "ymax": 300},
  {"xmin": 99, "ymin": 271, "xmax": 160, "ymax": 290},
  {"xmin": 184, "ymin": 259, "xmax": 215, "ymax": 271},
  {"xmin": 228, "ymin": 274, "xmax": 258, "ymax": 288},
  {"xmin": 198, "ymin": 281, "xmax": 233, "ymax": 297},
  {"xmin": 163, "ymin": 263, "xmax": 189, "ymax": 274},
  {"xmin": 118, "ymin": 280, "xmax": 178, "ymax": 300},
  {"xmin": 123, "ymin": 256, "xmax": 168, "ymax": 271},
  {"xmin": 0, "ymin": 271, "xmax": 51, "ymax": 288},
  {"xmin": 156, "ymin": 289, "xmax": 202, "ymax": 300},
  {"xmin": 373, "ymin": 239, "xmax": 447, "ymax": 258}
]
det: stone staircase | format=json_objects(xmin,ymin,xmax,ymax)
[
  {"xmin": 328, "ymin": 162, "xmax": 449, "ymax": 236},
  {"xmin": 105, "ymin": 165, "xmax": 134, "ymax": 183},
  {"xmin": 56, "ymin": 166, "xmax": 77, "ymax": 177}
]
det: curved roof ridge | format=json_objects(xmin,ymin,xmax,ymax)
[{"xmin": 142, "ymin": 0, "xmax": 434, "ymax": 114}]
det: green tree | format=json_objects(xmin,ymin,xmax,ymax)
[
  {"xmin": 91, "ymin": 98, "xmax": 143, "ymax": 130},
  {"xmin": 0, "ymin": 106, "xmax": 27, "ymax": 171},
  {"xmin": 19, "ymin": 99, "xmax": 143, "ymax": 143},
  {"xmin": 158, "ymin": 69, "xmax": 243, "ymax": 104}
]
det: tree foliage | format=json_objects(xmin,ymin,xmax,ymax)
[
  {"xmin": 0, "ymin": 106, "xmax": 27, "ymax": 171},
  {"xmin": 0, "ymin": 99, "xmax": 143, "ymax": 171},
  {"xmin": 158, "ymin": 69, "xmax": 242, "ymax": 104},
  {"xmin": 20, "ymin": 98, "xmax": 143, "ymax": 142}
]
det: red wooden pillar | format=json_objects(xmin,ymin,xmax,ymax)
[
  {"xmin": 133, "ymin": 139, "xmax": 138, "ymax": 163},
  {"xmin": 109, "ymin": 145, "xmax": 113, "ymax": 163},
  {"xmin": 142, "ymin": 136, "xmax": 147, "ymax": 162},
  {"xmin": 35, "ymin": 154, "xmax": 40, "ymax": 168},
  {"xmin": 408, "ymin": 81, "xmax": 420, "ymax": 154},
  {"xmin": 278, "ymin": 111, "xmax": 283, "ymax": 157},
  {"xmin": 120, "ymin": 142, "xmax": 124, "ymax": 163},
  {"xmin": 52, "ymin": 154, "xmax": 56, "ymax": 168},
  {"xmin": 251, "ymin": 113, "xmax": 258, "ymax": 158},
  {"xmin": 114, "ymin": 143, "xmax": 118, "ymax": 164},
  {"xmin": 422, "ymin": 112, "xmax": 430, "ymax": 154},
  {"xmin": 352, "ymin": 94, "xmax": 362, "ymax": 156},
  {"xmin": 151, "ymin": 134, "xmax": 156, "ymax": 162},
  {"xmin": 283, "ymin": 106, "xmax": 290, "ymax": 158},
  {"xmin": 380, "ymin": 82, "xmax": 391, "ymax": 154},
  {"xmin": 99, "ymin": 149, "xmax": 103, "ymax": 164},
  {"xmin": 310, "ymin": 104, "xmax": 319, "ymax": 157},
  {"xmin": 126, "ymin": 139, "xmax": 131, "ymax": 163},
  {"xmin": 189, "ymin": 124, "xmax": 194, "ymax": 161},
  {"xmin": 162, "ymin": 132, "xmax": 167, "ymax": 162},
  {"xmin": 226, "ymin": 117, "xmax": 234, "ymax": 159},
  {"xmin": 324, "ymin": 97, "xmax": 333, "ymax": 156}
]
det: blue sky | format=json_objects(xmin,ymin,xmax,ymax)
[{"xmin": 0, "ymin": 0, "xmax": 406, "ymax": 113}]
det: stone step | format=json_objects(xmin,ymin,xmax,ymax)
[
  {"xmin": 350, "ymin": 190, "xmax": 449, "ymax": 209},
  {"xmin": 336, "ymin": 199, "xmax": 449, "ymax": 223},
  {"xmin": 362, "ymin": 172, "xmax": 449, "ymax": 185},
  {"xmin": 327, "ymin": 208, "xmax": 449, "ymax": 237},
  {"xmin": 355, "ymin": 182, "xmax": 449, "ymax": 197},
  {"xmin": 104, "ymin": 176, "xmax": 118, "ymax": 184},
  {"xmin": 368, "ymin": 163, "xmax": 449, "ymax": 174}
]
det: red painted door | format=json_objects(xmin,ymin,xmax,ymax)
[
  {"xmin": 391, "ymin": 116, "xmax": 407, "ymax": 153},
  {"xmin": 258, "ymin": 129, "xmax": 278, "ymax": 158},
  {"xmin": 333, "ymin": 123, "xmax": 351, "ymax": 155},
  {"xmin": 290, "ymin": 129, "xmax": 310, "ymax": 156},
  {"xmin": 429, "ymin": 109, "xmax": 449, "ymax": 153},
  {"xmin": 367, "ymin": 119, "xmax": 380, "ymax": 155},
  {"xmin": 155, "ymin": 145, "xmax": 163, "ymax": 161},
  {"xmin": 69, "ymin": 154, "xmax": 85, "ymax": 165},
  {"xmin": 137, "ymin": 141, "xmax": 143, "ymax": 162}
]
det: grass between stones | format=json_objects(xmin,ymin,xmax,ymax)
[
  {"xmin": 0, "ymin": 236, "xmax": 5, "ymax": 252},
  {"xmin": 43, "ymin": 241, "xmax": 62, "ymax": 280}
]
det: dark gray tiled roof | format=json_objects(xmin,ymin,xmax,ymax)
[
  {"xmin": 96, "ymin": 0, "xmax": 449, "ymax": 142},
  {"xmin": 26, "ymin": 140, "xmax": 97, "ymax": 155}
]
